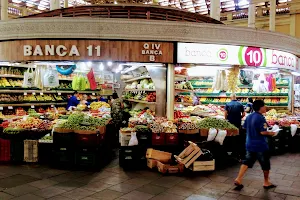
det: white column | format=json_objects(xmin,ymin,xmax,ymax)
[
  {"xmin": 64, "ymin": 0, "xmax": 68, "ymax": 8},
  {"xmin": 0, "ymin": 0, "xmax": 8, "ymax": 20},
  {"xmin": 248, "ymin": 2, "xmax": 256, "ymax": 28},
  {"xmin": 166, "ymin": 64, "xmax": 174, "ymax": 120},
  {"xmin": 22, "ymin": 7, "xmax": 28, "ymax": 17},
  {"xmin": 50, "ymin": 0, "xmax": 60, "ymax": 11},
  {"xmin": 210, "ymin": 0, "xmax": 220, "ymax": 21},
  {"xmin": 269, "ymin": 0, "xmax": 276, "ymax": 31}
]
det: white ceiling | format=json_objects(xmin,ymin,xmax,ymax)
[{"xmin": 8, "ymin": 0, "xmax": 291, "ymax": 15}]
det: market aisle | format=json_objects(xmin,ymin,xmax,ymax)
[{"xmin": 0, "ymin": 153, "xmax": 300, "ymax": 200}]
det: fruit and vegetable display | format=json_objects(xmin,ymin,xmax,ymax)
[
  {"xmin": 3, "ymin": 117, "xmax": 53, "ymax": 133},
  {"xmin": 196, "ymin": 118, "xmax": 238, "ymax": 130},
  {"xmin": 123, "ymin": 92, "xmax": 156, "ymax": 102},
  {"xmin": 90, "ymin": 102, "xmax": 110, "ymax": 110},
  {"xmin": 0, "ymin": 78, "xmax": 23, "ymax": 87},
  {"xmin": 0, "ymin": 67, "xmax": 25, "ymax": 75},
  {"xmin": 125, "ymin": 79, "xmax": 155, "ymax": 90},
  {"xmin": 175, "ymin": 81, "xmax": 193, "ymax": 90},
  {"xmin": 57, "ymin": 112, "xmax": 110, "ymax": 131},
  {"xmin": 28, "ymin": 108, "xmax": 40, "ymax": 118},
  {"xmin": 128, "ymin": 109, "xmax": 155, "ymax": 127}
]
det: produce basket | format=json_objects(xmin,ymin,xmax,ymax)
[
  {"xmin": 179, "ymin": 129, "xmax": 199, "ymax": 135},
  {"xmin": 200, "ymin": 129, "xmax": 209, "ymax": 136}
]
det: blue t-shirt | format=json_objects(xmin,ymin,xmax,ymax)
[
  {"xmin": 225, "ymin": 100, "xmax": 244, "ymax": 127},
  {"xmin": 243, "ymin": 112, "xmax": 269, "ymax": 152},
  {"xmin": 67, "ymin": 96, "xmax": 79, "ymax": 109}
]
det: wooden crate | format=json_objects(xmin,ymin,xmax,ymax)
[
  {"xmin": 174, "ymin": 141, "xmax": 202, "ymax": 168},
  {"xmin": 147, "ymin": 158, "xmax": 157, "ymax": 169},
  {"xmin": 146, "ymin": 148, "xmax": 172, "ymax": 163},
  {"xmin": 119, "ymin": 131, "xmax": 131, "ymax": 146},
  {"xmin": 189, "ymin": 160, "xmax": 215, "ymax": 171},
  {"xmin": 24, "ymin": 140, "xmax": 38, "ymax": 163},
  {"xmin": 156, "ymin": 161, "xmax": 184, "ymax": 174}
]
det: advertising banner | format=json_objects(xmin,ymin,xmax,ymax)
[{"xmin": 177, "ymin": 43, "xmax": 299, "ymax": 71}]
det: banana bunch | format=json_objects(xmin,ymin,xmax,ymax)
[
  {"xmin": 90, "ymin": 102, "xmax": 110, "ymax": 110},
  {"xmin": 227, "ymin": 66, "xmax": 240, "ymax": 93}
]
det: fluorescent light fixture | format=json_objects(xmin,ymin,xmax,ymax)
[
  {"xmin": 107, "ymin": 61, "xmax": 113, "ymax": 66},
  {"xmin": 99, "ymin": 63, "xmax": 104, "ymax": 71},
  {"xmin": 87, "ymin": 61, "xmax": 92, "ymax": 67},
  {"xmin": 291, "ymin": 72, "xmax": 300, "ymax": 76}
]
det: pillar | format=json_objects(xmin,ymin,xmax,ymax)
[
  {"xmin": 248, "ymin": 2, "xmax": 256, "ymax": 28},
  {"xmin": 166, "ymin": 64, "xmax": 174, "ymax": 120},
  {"xmin": 269, "ymin": 0, "xmax": 276, "ymax": 31},
  {"xmin": 227, "ymin": 12, "xmax": 233, "ymax": 21},
  {"xmin": 50, "ymin": 0, "xmax": 60, "ymax": 11},
  {"xmin": 22, "ymin": 7, "xmax": 28, "ymax": 17},
  {"xmin": 210, "ymin": 0, "xmax": 220, "ymax": 21},
  {"xmin": 290, "ymin": 14, "xmax": 296, "ymax": 37},
  {"xmin": 0, "ymin": 0, "xmax": 8, "ymax": 20},
  {"xmin": 64, "ymin": 0, "xmax": 68, "ymax": 8}
]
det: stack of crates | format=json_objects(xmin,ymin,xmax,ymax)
[
  {"xmin": 53, "ymin": 131, "xmax": 76, "ymax": 166},
  {"xmin": 75, "ymin": 130, "xmax": 104, "ymax": 168},
  {"xmin": 119, "ymin": 127, "xmax": 151, "ymax": 170},
  {"xmin": 0, "ymin": 138, "xmax": 10, "ymax": 162},
  {"xmin": 10, "ymin": 139, "xmax": 24, "ymax": 163}
]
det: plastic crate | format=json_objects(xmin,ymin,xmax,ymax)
[
  {"xmin": 24, "ymin": 140, "xmax": 38, "ymax": 163},
  {"xmin": 38, "ymin": 142, "xmax": 53, "ymax": 164},
  {"xmin": 53, "ymin": 132, "xmax": 75, "ymax": 149},
  {"xmin": 152, "ymin": 133, "xmax": 166, "ymax": 146},
  {"xmin": 165, "ymin": 133, "xmax": 179, "ymax": 145},
  {"xmin": 0, "ymin": 138, "xmax": 10, "ymax": 162},
  {"xmin": 119, "ymin": 146, "xmax": 147, "ymax": 170},
  {"xmin": 10, "ymin": 139, "xmax": 24, "ymax": 163},
  {"xmin": 75, "ymin": 152, "xmax": 98, "ymax": 166},
  {"xmin": 137, "ymin": 132, "xmax": 151, "ymax": 146},
  {"xmin": 52, "ymin": 149, "xmax": 75, "ymax": 166},
  {"xmin": 76, "ymin": 132, "xmax": 102, "ymax": 147}
]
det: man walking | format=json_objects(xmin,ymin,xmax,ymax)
[{"xmin": 234, "ymin": 100, "xmax": 276, "ymax": 190}]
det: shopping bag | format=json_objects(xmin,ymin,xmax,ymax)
[
  {"xmin": 22, "ymin": 67, "xmax": 35, "ymax": 88},
  {"xmin": 207, "ymin": 128, "xmax": 217, "ymax": 141},
  {"xmin": 215, "ymin": 130, "xmax": 227, "ymax": 145},
  {"xmin": 43, "ymin": 67, "xmax": 59, "ymax": 88},
  {"xmin": 87, "ymin": 69, "xmax": 97, "ymax": 90},
  {"xmin": 128, "ymin": 132, "xmax": 138, "ymax": 146}
]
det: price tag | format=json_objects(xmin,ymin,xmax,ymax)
[
  {"xmin": 58, "ymin": 92, "xmax": 61, "ymax": 96},
  {"xmin": 8, "ymin": 106, "xmax": 13, "ymax": 110},
  {"xmin": 92, "ymin": 93, "xmax": 95, "ymax": 95},
  {"xmin": 24, "ymin": 92, "xmax": 27, "ymax": 96},
  {"xmin": 0, "ymin": 107, "xmax": 3, "ymax": 110},
  {"xmin": 40, "ymin": 116, "xmax": 44, "ymax": 119},
  {"xmin": 32, "ymin": 92, "xmax": 36, "ymax": 95},
  {"xmin": 31, "ymin": 105, "xmax": 35, "ymax": 108},
  {"xmin": 51, "ymin": 105, "xmax": 54, "ymax": 108},
  {"xmin": 40, "ymin": 92, "xmax": 43, "ymax": 96}
]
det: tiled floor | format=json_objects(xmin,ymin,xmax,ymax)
[{"xmin": 0, "ymin": 153, "xmax": 300, "ymax": 200}]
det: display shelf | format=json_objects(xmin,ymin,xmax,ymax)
[
  {"xmin": 125, "ymin": 99, "xmax": 156, "ymax": 104},
  {"xmin": 196, "ymin": 94, "xmax": 289, "ymax": 98},
  {"xmin": 58, "ymin": 78, "xmax": 73, "ymax": 81},
  {"xmin": 174, "ymin": 102, "xmax": 193, "ymax": 106},
  {"xmin": 0, "ymin": 102, "xmax": 67, "ymax": 107},
  {"xmin": 175, "ymin": 89, "xmax": 194, "ymax": 93},
  {"xmin": 124, "ymin": 89, "xmax": 155, "ymax": 92},
  {"xmin": 174, "ymin": 74, "xmax": 188, "ymax": 80},
  {"xmin": 0, "ymin": 89, "xmax": 98, "ymax": 94},
  {"xmin": 199, "ymin": 102, "xmax": 288, "ymax": 107},
  {"xmin": 123, "ymin": 75, "xmax": 151, "ymax": 83},
  {"xmin": 0, "ymin": 74, "xmax": 24, "ymax": 78}
]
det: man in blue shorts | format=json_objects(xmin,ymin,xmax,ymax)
[{"xmin": 234, "ymin": 100, "xmax": 276, "ymax": 190}]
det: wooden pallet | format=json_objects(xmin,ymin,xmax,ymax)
[{"xmin": 174, "ymin": 141, "xmax": 202, "ymax": 168}]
